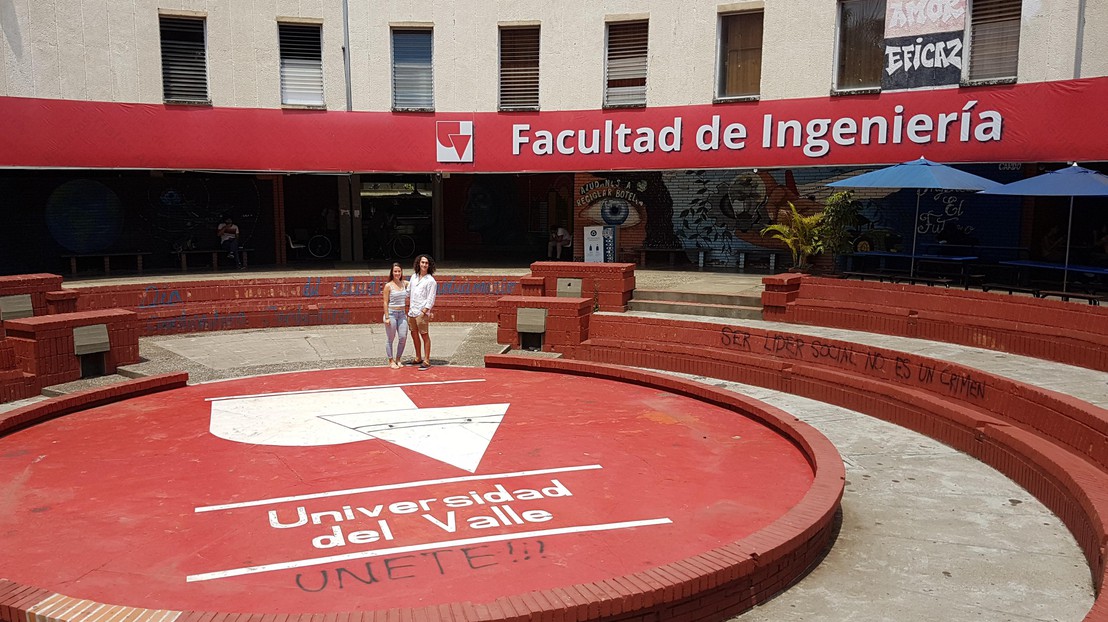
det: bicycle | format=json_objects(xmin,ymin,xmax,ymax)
[
  {"xmin": 384, "ymin": 231, "xmax": 416, "ymax": 259},
  {"xmin": 307, "ymin": 234, "xmax": 333, "ymax": 259}
]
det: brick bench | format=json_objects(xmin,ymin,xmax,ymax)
[{"xmin": 628, "ymin": 247, "xmax": 706, "ymax": 269}]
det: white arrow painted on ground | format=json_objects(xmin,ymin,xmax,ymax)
[{"xmin": 209, "ymin": 384, "xmax": 507, "ymax": 472}]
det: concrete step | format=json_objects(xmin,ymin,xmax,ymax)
[
  {"xmin": 631, "ymin": 289, "xmax": 762, "ymax": 307},
  {"xmin": 627, "ymin": 299, "xmax": 763, "ymax": 320}
]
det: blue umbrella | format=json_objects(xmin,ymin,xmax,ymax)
[
  {"xmin": 827, "ymin": 157, "xmax": 1001, "ymax": 277},
  {"xmin": 980, "ymin": 164, "xmax": 1108, "ymax": 291}
]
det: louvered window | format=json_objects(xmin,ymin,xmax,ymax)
[
  {"xmin": 392, "ymin": 29, "xmax": 434, "ymax": 111},
  {"xmin": 718, "ymin": 11, "xmax": 763, "ymax": 98},
  {"xmin": 835, "ymin": 0, "xmax": 885, "ymax": 90},
  {"xmin": 159, "ymin": 16, "xmax": 209, "ymax": 104},
  {"xmin": 279, "ymin": 23, "xmax": 324, "ymax": 106},
  {"xmin": 499, "ymin": 27, "xmax": 540, "ymax": 111},
  {"xmin": 967, "ymin": 0, "xmax": 1021, "ymax": 81},
  {"xmin": 604, "ymin": 21, "xmax": 648, "ymax": 108}
]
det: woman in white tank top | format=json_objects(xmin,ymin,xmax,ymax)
[{"xmin": 382, "ymin": 263, "xmax": 410, "ymax": 369}]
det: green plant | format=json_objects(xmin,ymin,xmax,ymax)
[
  {"xmin": 760, "ymin": 202, "xmax": 824, "ymax": 272},
  {"xmin": 818, "ymin": 190, "xmax": 863, "ymax": 256}
]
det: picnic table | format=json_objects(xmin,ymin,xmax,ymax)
[{"xmin": 850, "ymin": 251, "xmax": 979, "ymax": 287}]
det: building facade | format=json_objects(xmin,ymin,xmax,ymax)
[{"xmin": 2, "ymin": 0, "xmax": 1107, "ymax": 273}]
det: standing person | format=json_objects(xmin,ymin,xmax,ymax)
[
  {"xmin": 547, "ymin": 225, "xmax": 571, "ymax": 260},
  {"xmin": 382, "ymin": 263, "xmax": 409, "ymax": 369},
  {"xmin": 217, "ymin": 217, "xmax": 244, "ymax": 269},
  {"xmin": 406, "ymin": 254, "xmax": 437, "ymax": 370}
]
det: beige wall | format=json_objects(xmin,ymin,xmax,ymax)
[{"xmin": 2, "ymin": 0, "xmax": 1106, "ymax": 111}]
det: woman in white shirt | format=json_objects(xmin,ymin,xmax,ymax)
[{"xmin": 381, "ymin": 263, "xmax": 409, "ymax": 369}]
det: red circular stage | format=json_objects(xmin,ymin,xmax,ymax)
[{"xmin": 0, "ymin": 366, "xmax": 825, "ymax": 613}]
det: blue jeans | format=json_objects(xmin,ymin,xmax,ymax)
[
  {"xmin": 385, "ymin": 310, "xmax": 408, "ymax": 359},
  {"xmin": 221, "ymin": 238, "xmax": 241, "ymax": 267}
]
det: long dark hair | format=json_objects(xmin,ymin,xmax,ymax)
[
  {"xmin": 387, "ymin": 262, "xmax": 403, "ymax": 283},
  {"xmin": 412, "ymin": 254, "xmax": 436, "ymax": 275}
]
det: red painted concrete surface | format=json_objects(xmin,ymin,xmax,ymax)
[{"xmin": 0, "ymin": 366, "xmax": 824, "ymax": 615}]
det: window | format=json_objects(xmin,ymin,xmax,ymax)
[
  {"xmin": 278, "ymin": 23, "xmax": 324, "ymax": 106},
  {"xmin": 718, "ymin": 11, "xmax": 764, "ymax": 98},
  {"xmin": 159, "ymin": 16, "xmax": 208, "ymax": 103},
  {"xmin": 499, "ymin": 26, "xmax": 540, "ymax": 110},
  {"xmin": 966, "ymin": 0, "xmax": 1021, "ymax": 82},
  {"xmin": 392, "ymin": 29, "xmax": 434, "ymax": 110},
  {"xmin": 835, "ymin": 0, "xmax": 885, "ymax": 90},
  {"xmin": 604, "ymin": 20, "xmax": 648, "ymax": 107}
]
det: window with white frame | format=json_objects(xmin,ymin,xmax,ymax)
[
  {"xmin": 278, "ymin": 23, "xmax": 324, "ymax": 107},
  {"xmin": 604, "ymin": 20, "xmax": 648, "ymax": 107},
  {"xmin": 966, "ymin": 0, "xmax": 1021, "ymax": 82},
  {"xmin": 392, "ymin": 29, "xmax": 434, "ymax": 110},
  {"xmin": 835, "ymin": 0, "xmax": 885, "ymax": 90},
  {"xmin": 159, "ymin": 16, "xmax": 209, "ymax": 103},
  {"xmin": 717, "ymin": 11, "xmax": 763, "ymax": 98},
  {"xmin": 499, "ymin": 26, "xmax": 540, "ymax": 110}
]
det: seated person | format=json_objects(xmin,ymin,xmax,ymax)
[
  {"xmin": 217, "ymin": 217, "xmax": 244, "ymax": 269},
  {"xmin": 547, "ymin": 226, "xmax": 571, "ymax": 260}
]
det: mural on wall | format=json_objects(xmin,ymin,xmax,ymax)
[
  {"xmin": 44, "ymin": 179, "xmax": 126, "ymax": 254},
  {"xmin": 0, "ymin": 172, "xmax": 268, "ymax": 276},
  {"xmin": 573, "ymin": 172, "xmax": 681, "ymax": 253},
  {"xmin": 882, "ymin": 0, "xmax": 966, "ymax": 90},
  {"xmin": 144, "ymin": 176, "xmax": 262, "ymax": 252},
  {"xmin": 571, "ymin": 164, "xmax": 1033, "ymax": 270}
]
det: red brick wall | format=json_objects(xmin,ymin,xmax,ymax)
[
  {"xmin": 73, "ymin": 275, "xmax": 523, "ymax": 336},
  {"xmin": 2, "ymin": 309, "xmax": 139, "ymax": 388},
  {"xmin": 763, "ymin": 276, "xmax": 1108, "ymax": 372},
  {"xmin": 527, "ymin": 261, "xmax": 636, "ymax": 312}
]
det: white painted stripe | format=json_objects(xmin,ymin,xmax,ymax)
[
  {"xmin": 70, "ymin": 604, "xmax": 107, "ymax": 622},
  {"xmin": 25, "ymin": 593, "xmax": 64, "ymax": 614},
  {"xmin": 46, "ymin": 599, "xmax": 87, "ymax": 619},
  {"xmin": 187, "ymin": 517, "xmax": 672, "ymax": 582},
  {"xmin": 205, "ymin": 379, "xmax": 486, "ymax": 402},
  {"xmin": 26, "ymin": 594, "xmax": 66, "ymax": 622},
  {"xmin": 195, "ymin": 463, "xmax": 603, "ymax": 512},
  {"xmin": 81, "ymin": 605, "xmax": 118, "ymax": 622},
  {"xmin": 51, "ymin": 600, "xmax": 94, "ymax": 621}
]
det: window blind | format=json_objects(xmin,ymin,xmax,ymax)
[
  {"xmin": 393, "ymin": 30, "xmax": 434, "ymax": 110},
  {"xmin": 159, "ymin": 17, "xmax": 208, "ymax": 103},
  {"xmin": 499, "ymin": 27, "xmax": 540, "ymax": 110},
  {"xmin": 279, "ymin": 23, "xmax": 324, "ymax": 106},
  {"xmin": 968, "ymin": 0, "xmax": 1021, "ymax": 80},
  {"xmin": 604, "ymin": 21, "xmax": 648, "ymax": 107}
]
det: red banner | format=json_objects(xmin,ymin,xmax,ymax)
[{"xmin": 2, "ymin": 77, "xmax": 1106, "ymax": 173}]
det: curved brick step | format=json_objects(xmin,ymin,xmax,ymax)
[{"xmin": 573, "ymin": 317, "xmax": 1108, "ymax": 622}]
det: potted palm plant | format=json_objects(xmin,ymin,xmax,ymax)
[{"xmin": 760, "ymin": 202, "xmax": 824, "ymax": 272}]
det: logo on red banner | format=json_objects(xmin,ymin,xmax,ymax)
[{"xmin": 437, "ymin": 121, "xmax": 474, "ymax": 163}]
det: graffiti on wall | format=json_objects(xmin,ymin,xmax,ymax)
[
  {"xmin": 882, "ymin": 0, "xmax": 966, "ymax": 90},
  {"xmin": 570, "ymin": 164, "xmax": 1029, "ymax": 269}
]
